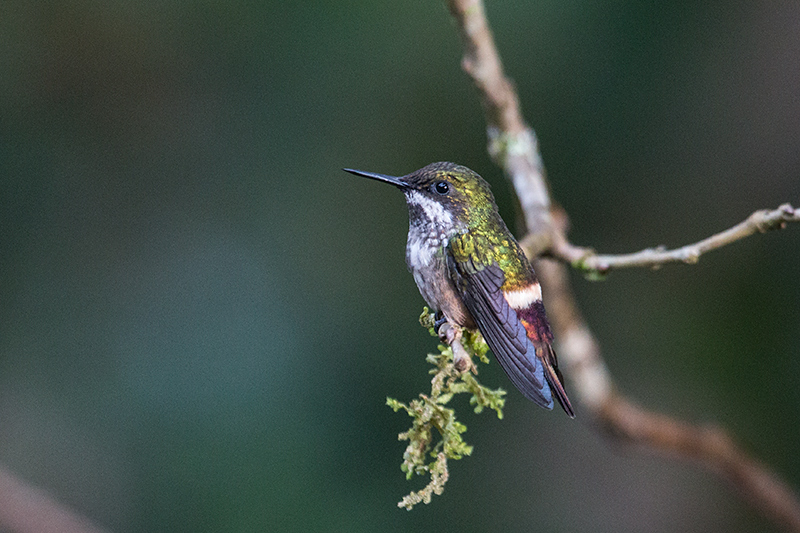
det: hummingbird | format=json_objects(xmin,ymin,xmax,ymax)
[{"xmin": 344, "ymin": 162, "xmax": 574, "ymax": 417}]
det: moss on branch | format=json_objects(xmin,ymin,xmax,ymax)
[{"xmin": 386, "ymin": 308, "xmax": 506, "ymax": 510}]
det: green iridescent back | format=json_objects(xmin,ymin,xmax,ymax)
[{"xmin": 440, "ymin": 168, "xmax": 535, "ymax": 292}]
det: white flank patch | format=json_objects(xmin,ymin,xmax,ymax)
[{"xmin": 503, "ymin": 283, "xmax": 542, "ymax": 309}]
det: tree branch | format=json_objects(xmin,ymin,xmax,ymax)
[
  {"xmin": 444, "ymin": 0, "xmax": 800, "ymax": 530},
  {"xmin": 537, "ymin": 257, "xmax": 800, "ymax": 531},
  {"xmin": 445, "ymin": 0, "xmax": 553, "ymax": 246},
  {"xmin": 0, "ymin": 464, "xmax": 107, "ymax": 533},
  {"xmin": 600, "ymin": 393, "xmax": 800, "ymax": 532},
  {"xmin": 548, "ymin": 203, "xmax": 800, "ymax": 277}
]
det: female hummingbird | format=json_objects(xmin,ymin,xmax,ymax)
[{"xmin": 344, "ymin": 162, "xmax": 574, "ymax": 417}]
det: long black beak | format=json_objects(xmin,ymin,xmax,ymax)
[{"xmin": 342, "ymin": 168, "xmax": 408, "ymax": 189}]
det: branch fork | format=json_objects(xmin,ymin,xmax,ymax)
[{"xmin": 444, "ymin": 0, "xmax": 800, "ymax": 529}]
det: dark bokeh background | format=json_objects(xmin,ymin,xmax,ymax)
[{"xmin": 2, "ymin": 2, "xmax": 799, "ymax": 532}]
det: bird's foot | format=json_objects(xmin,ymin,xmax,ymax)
[{"xmin": 433, "ymin": 312, "xmax": 448, "ymax": 332}]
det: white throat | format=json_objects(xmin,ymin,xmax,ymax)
[
  {"xmin": 405, "ymin": 190, "xmax": 454, "ymax": 231},
  {"xmin": 404, "ymin": 190, "xmax": 460, "ymax": 270}
]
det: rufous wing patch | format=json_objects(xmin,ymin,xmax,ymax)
[{"xmin": 515, "ymin": 300, "xmax": 553, "ymax": 343}]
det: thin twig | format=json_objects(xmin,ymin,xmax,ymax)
[
  {"xmin": 548, "ymin": 203, "xmax": 800, "ymax": 276},
  {"xmin": 444, "ymin": 0, "xmax": 800, "ymax": 530}
]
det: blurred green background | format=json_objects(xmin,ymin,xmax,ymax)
[{"xmin": 2, "ymin": 1, "xmax": 799, "ymax": 532}]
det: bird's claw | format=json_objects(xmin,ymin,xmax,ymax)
[{"xmin": 433, "ymin": 312, "xmax": 448, "ymax": 332}]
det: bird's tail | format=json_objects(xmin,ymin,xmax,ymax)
[{"xmin": 536, "ymin": 341, "xmax": 575, "ymax": 418}]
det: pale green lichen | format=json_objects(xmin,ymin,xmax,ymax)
[
  {"xmin": 386, "ymin": 308, "xmax": 506, "ymax": 510},
  {"xmin": 573, "ymin": 258, "xmax": 609, "ymax": 281}
]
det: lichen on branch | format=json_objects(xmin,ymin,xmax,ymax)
[{"xmin": 386, "ymin": 308, "xmax": 506, "ymax": 510}]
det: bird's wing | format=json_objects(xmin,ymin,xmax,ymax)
[{"xmin": 446, "ymin": 255, "xmax": 554, "ymax": 410}]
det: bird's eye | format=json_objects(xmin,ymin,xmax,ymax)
[{"xmin": 433, "ymin": 181, "xmax": 450, "ymax": 195}]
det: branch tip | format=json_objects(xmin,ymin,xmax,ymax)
[{"xmin": 551, "ymin": 204, "xmax": 800, "ymax": 276}]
